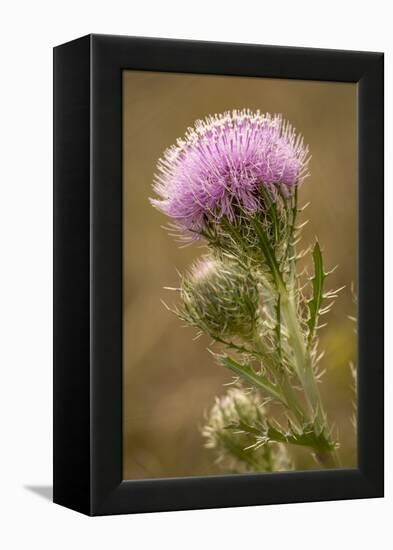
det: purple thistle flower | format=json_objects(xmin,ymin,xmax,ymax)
[{"xmin": 151, "ymin": 110, "xmax": 309, "ymax": 235}]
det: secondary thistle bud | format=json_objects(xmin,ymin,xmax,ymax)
[
  {"xmin": 180, "ymin": 256, "xmax": 259, "ymax": 340},
  {"xmin": 202, "ymin": 387, "xmax": 293, "ymax": 473}
]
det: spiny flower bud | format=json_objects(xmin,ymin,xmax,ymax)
[
  {"xmin": 180, "ymin": 256, "xmax": 259, "ymax": 340},
  {"xmin": 202, "ymin": 388, "xmax": 292, "ymax": 473}
]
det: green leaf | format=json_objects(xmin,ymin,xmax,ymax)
[
  {"xmin": 250, "ymin": 215, "xmax": 285, "ymax": 289},
  {"xmin": 219, "ymin": 355, "xmax": 286, "ymax": 404},
  {"xmin": 258, "ymin": 185, "xmax": 280, "ymax": 244},
  {"xmin": 283, "ymin": 186, "xmax": 299, "ymax": 263},
  {"xmin": 236, "ymin": 419, "xmax": 335, "ymax": 453},
  {"xmin": 264, "ymin": 422, "xmax": 335, "ymax": 452},
  {"xmin": 307, "ymin": 241, "xmax": 326, "ymax": 344},
  {"xmin": 275, "ymin": 294, "xmax": 282, "ymax": 358},
  {"xmin": 218, "ymin": 432, "xmax": 261, "ymax": 469}
]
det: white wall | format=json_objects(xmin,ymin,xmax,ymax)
[{"xmin": 0, "ymin": 1, "xmax": 390, "ymax": 548}]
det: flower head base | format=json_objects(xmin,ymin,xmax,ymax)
[
  {"xmin": 151, "ymin": 110, "xmax": 309, "ymax": 235},
  {"xmin": 202, "ymin": 387, "xmax": 293, "ymax": 473},
  {"xmin": 179, "ymin": 256, "xmax": 259, "ymax": 340}
]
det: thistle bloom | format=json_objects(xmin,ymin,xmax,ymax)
[
  {"xmin": 180, "ymin": 256, "xmax": 259, "ymax": 340},
  {"xmin": 151, "ymin": 110, "xmax": 309, "ymax": 234}
]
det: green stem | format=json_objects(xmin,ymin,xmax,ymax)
[
  {"xmin": 252, "ymin": 337, "xmax": 306, "ymax": 425},
  {"xmin": 279, "ymin": 285, "xmax": 339, "ymax": 468},
  {"xmin": 280, "ymin": 287, "xmax": 321, "ymax": 422},
  {"xmin": 278, "ymin": 375, "xmax": 307, "ymax": 425}
]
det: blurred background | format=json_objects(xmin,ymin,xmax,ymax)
[{"xmin": 123, "ymin": 71, "xmax": 357, "ymax": 480}]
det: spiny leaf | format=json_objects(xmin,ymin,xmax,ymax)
[
  {"xmin": 275, "ymin": 294, "xmax": 282, "ymax": 358},
  {"xmin": 235, "ymin": 419, "xmax": 336, "ymax": 453},
  {"xmin": 263, "ymin": 421, "xmax": 335, "ymax": 452},
  {"xmin": 250, "ymin": 215, "xmax": 285, "ymax": 289},
  {"xmin": 218, "ymin": 355, "xmax": 286, "ymax": 404},
  {"xmin": 307, "ymin": 241, "xmax": 326, "ymax": 345},
  {"xmin": 218, "ymin": 432, "xmax": 261, "ymax": 469},
  {"xmin": 258, "ymin": 185, "xmax": 280, "ymax": 243},
  {"xmin": 280, "ymin": 185, "xmax": 298, "ymax": 264}
]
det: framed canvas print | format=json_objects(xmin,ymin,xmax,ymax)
[{"xmin": 53, "ymin": 34, "xmax": 384, "ymax": 516}]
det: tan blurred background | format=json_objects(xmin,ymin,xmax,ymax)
[{"xmin": 123, "ymin": 71, "xmax": 357, "ymax": 480}]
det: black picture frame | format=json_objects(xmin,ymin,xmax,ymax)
[{"xmin": 53, "ymin": 34, "xmax": 384, "ymax": 516}]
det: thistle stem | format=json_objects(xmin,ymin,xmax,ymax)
[
  {"xmin": 278, "ymin": 283, "xmax": 338, "ymax": 468},
  {"xmin": 250, "ymin": 336, "xmax": 306, "ymax": 425},
  {"xmin": 280, "ymin": 287, "xmax": 323, "ymax": 423}
]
